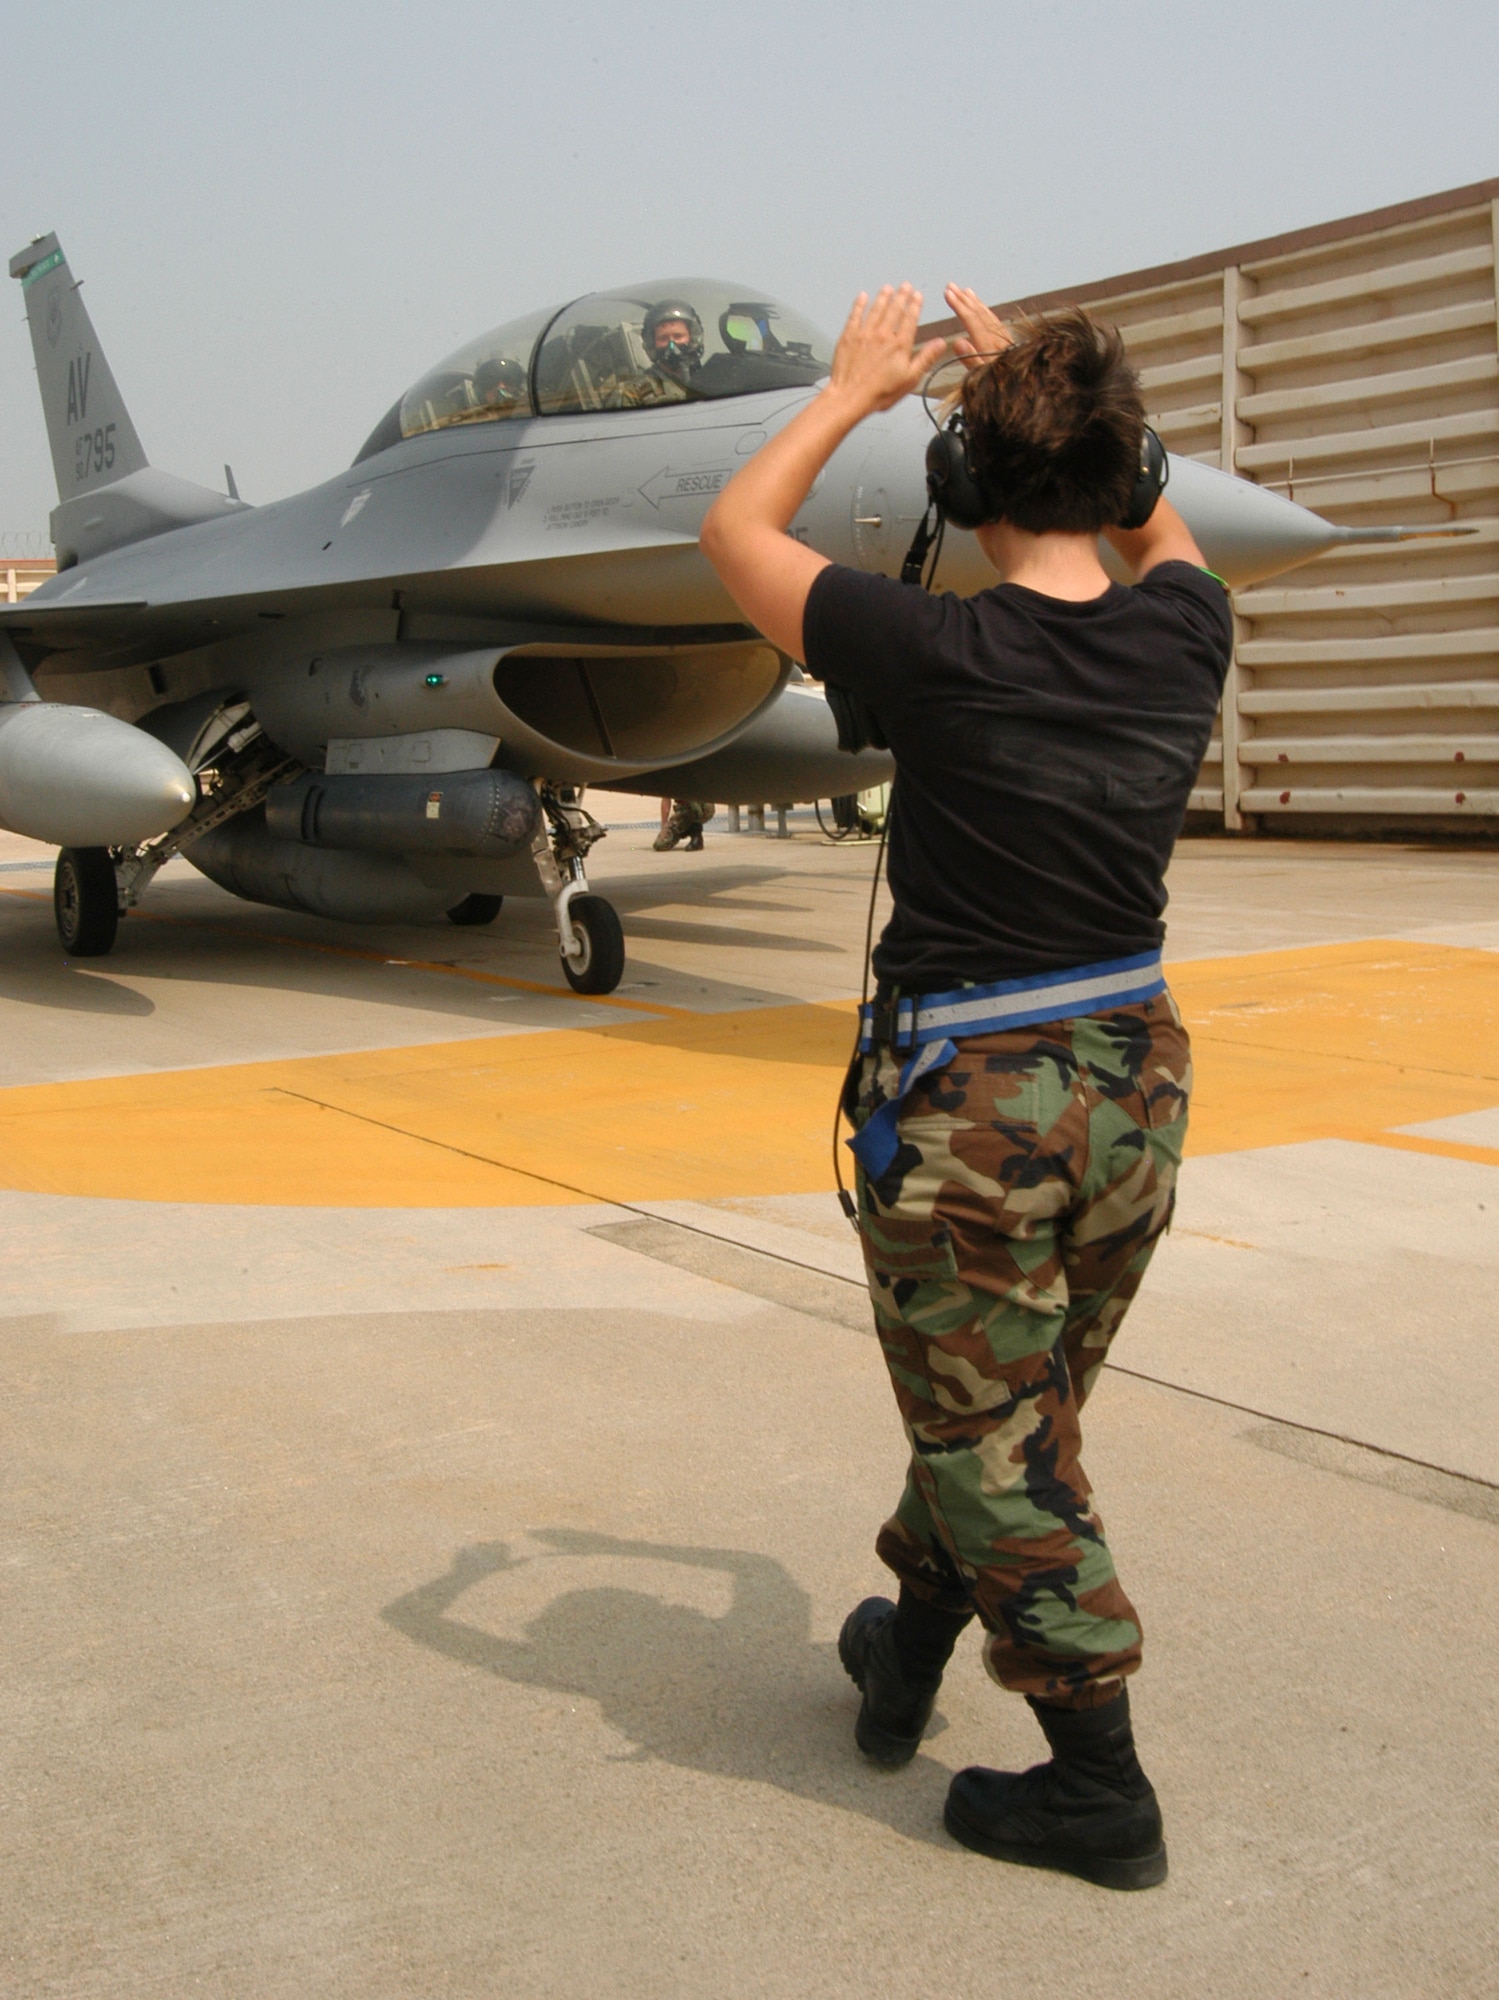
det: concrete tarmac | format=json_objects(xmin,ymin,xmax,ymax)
[{"xmin": 0, "ymin": 822, "xmax": 1495, "ymax": 1998}]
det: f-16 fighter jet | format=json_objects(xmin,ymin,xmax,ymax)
[{"xmin": 1, "ymin": 236, "xmax": 1422, "ymax": 993}]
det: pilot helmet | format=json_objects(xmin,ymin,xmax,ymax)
[
  {"xmin": 474, "ymin": 356, "xmax": 527, "ymax": 407},
  {"xmin": 642, "ymin": 299, "xmax": 704, "ymax": 384}
]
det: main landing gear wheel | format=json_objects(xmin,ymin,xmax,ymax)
[
  {"xmin": 54, "ymin": 848, "xmax": 120, "ymax": 957},
  {"xmin": 560, "ymin": 895, "xmax": 625, "ymax": 995},
  {"xmin": 446, "ymin": 893, "xmax": 504, "ymax": 927}
]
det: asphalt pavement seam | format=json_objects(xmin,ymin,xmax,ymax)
[
  {"xmin": 590, "ymin": 1211, "xmax": 1499, "ymax": 1503},
  {"xmin": 1238, "ymin": 1422, "xmax": 1499, "ymax": 1527},
  {"xmin": 587, "ymin": 1217, "xmax": 873, "ymax": 1334}
]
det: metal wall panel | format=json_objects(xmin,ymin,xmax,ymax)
[
  {"xmin": 974, "ymin": 183, "xmax": 1499, "ymax": 831},
  {"xmin": 3, "ymin": 557, "xmax": 55, "ymax": 605}
]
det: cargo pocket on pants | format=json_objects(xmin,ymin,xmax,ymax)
[
  {"xmin": 859, "ymin": 1206, "xmax": 969, "ymax": 1422},
  {"xmin": 860, "ymin": 1207, "xmax": 962, "ymax": 1286}
]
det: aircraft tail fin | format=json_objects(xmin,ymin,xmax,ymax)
[
  {"xmin": 9, "ymin": 234, "xmax": 148, "ymax": 500},
  {"xmin": 9, "ymin": 234, "xmax": 243, "ymax": 565}
]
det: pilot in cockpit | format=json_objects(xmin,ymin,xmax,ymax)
[
  {"xmin": 474, "ymin": 356, "xmax": 529, "ymax": 412},
  {"xmin": 630, "ymin": 299, "xmax": 705, "ymax": 404}
]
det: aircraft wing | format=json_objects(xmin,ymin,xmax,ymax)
[{"xmin": 0, "ymin": 511, "xmax": 728, "ymax": 676}]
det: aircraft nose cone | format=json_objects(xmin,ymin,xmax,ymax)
[
  {"xmin": 0, "ymin": 704, "xmax": 197, "ymax": 848},
  {"xmin": 101, "ymin": 733, "xmax": 196, "ymax": 827},
  {"xmin": 1150, "ymin": 456, "xmax": 1356, "ymax": 589}
]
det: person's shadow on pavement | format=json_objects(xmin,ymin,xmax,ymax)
[{"xmin": 381, "ymin": 1528, "xmax": 957, "ymax": 1843}]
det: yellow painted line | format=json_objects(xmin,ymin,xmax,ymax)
[
  {"xmin": 1350, "ymin": 1131, "xmax": 1499, "ymax": 1170},
  {"xmin": 264, "ymin": 1085, "xmax": 609, "ymax": 1202},
  {"xmin": 0, "ymin": 938, "xmax": 1490, "ymax": 1207},
  {"xmin": 1170, "ymin": 939, "xmax": 1499, "ymax": 1156},
  {"xmin": 0, "ymin": 1001, "xmax": 860, "ymax": 1206}
]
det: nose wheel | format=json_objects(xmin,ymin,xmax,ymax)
[
  {"xmin": 531, "ymin": 787, "xmax": 624, "ymax": 994},
  {"xmin": 559, "ymin": 894, "xmax": 625, "ymax": 994},
  {"xmin": 54, "ymin": 847, "xmax": 120, "ymax": 956}
]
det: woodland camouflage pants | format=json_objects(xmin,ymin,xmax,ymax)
[{"xmin": 850, "ymin": 995, "xmax": 1190, "ymax": 1709}]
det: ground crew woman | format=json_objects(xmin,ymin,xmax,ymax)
[{"xmin": 700, "ymin": 283, "xmax": 1233, "ymax": 1890}]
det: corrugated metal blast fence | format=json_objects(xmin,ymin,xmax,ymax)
[{"xmin": 965, "ymin": 179, "xmax": 1499, "ymax": 835}]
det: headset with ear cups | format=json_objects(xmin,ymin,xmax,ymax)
[{"xmin": 923, "ymin": 414, "xmax": 1168, "ymax": 534}]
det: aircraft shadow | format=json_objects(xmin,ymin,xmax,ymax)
[
  {"xmin": 0, "ymin": 857, "xmax": 854, "ymax": 1035},
  {"xmin": 604, "ymin": 864, "xmax": 825, "ymax": 918},
  {"xmin": 381, "ymin": 1528, "xmax": 954, "ymax": 1844},
  {"xmin": 0, "ymin": 966, "xmax": 155, "ymax": 1017},
  {"xmin": 617, "ymin": 915, "xmax": 840, "ymax": 954}
]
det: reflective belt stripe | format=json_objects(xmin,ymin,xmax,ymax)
[
  {"xmin": 856, "ymin": 952, "xmax": 1165, "ymax": 1054},
  {"xmin": 849, "ymin": 952, "xmax": 1168, "ymax": 1181}
]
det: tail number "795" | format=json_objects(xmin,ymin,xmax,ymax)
[{"xmin": 75, "ymin": 422, "xmax": 117, "ymax": 482}]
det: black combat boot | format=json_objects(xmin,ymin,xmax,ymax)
[
  {"xmin": 838, "ymin": 1591, "xmax": 971, "ymax": 1768},
  {"xmin": 943, "ymin": 1687, "xmax": 1167, "ymax": 1890}
]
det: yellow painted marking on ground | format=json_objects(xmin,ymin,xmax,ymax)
[
  {"xmin": 1173, "ymin": 1229, "xmax": 1260, "ymax": 1251},
  {"xmin": 1350, "ymin": 1131, "xmax": 1499, "ymax": 1170},
  {"xmin": 1170, "ymin": 939, "xmax": 1499, "ymax": 1155},
  {"xmin": 0, "ymin": 1001, "xmax": 857, "ymax": 1206},
  {"xmin": 0, "ymin": 940, "xmax": 1490, "ymax": 1206}
]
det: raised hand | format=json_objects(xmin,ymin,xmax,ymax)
[
  {"xmin": 944, "ymin": 283, "xmax": 1013, "ymax": 372},
  {"xmin": 828, "ymin": 285, "xmax": 951, "ymax": 414}
]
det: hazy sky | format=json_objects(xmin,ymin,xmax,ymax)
[{"xmin": 2, "ymin": 0, "xmax": 1496, "ymax": 538}]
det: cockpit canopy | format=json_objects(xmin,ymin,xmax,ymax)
[{"xmin": 357, "ymin": 279, "xmax": 832, "ymax": 460}]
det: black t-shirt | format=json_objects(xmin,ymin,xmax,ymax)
[{"xmin": 801, "ymin": 561, "xmax": 1233, "ymax": 990}]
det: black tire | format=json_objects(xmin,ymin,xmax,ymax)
[
  {"xmin": 54, "ymin": 848, "xmax": 119, "ymax": 957},
  {"xmin": 560, "ymin": 894, "xmax": 625, "ymax": 995},
  {"xmin": 446, "ymin": 893, "xmax": 504, "ymax": 927}
]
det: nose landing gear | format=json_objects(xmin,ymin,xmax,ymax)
[
  {"xmin": 53, "ymin": 847, "xmax": 120, "ymax": 957},
  {"xmin": 557, "ymin": 893, "xmax": 625, "ymax": 994},
  {"xmin": 531, "ymin": 787, "xmax": 625, "ymax": 994}
]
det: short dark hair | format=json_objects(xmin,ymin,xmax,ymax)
[{"xmin": 959, "ymin": 308, "xmax": 1144, "ymax": 534}]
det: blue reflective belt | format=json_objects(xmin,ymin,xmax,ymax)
[{"xmin": 849, "ymin": 950, "xmax": 1167, "ymax": 1181}]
